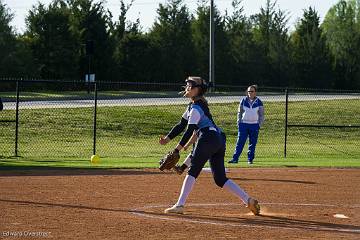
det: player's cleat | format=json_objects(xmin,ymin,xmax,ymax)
[
  {"xmin": 247, "ymin": 198, "xmax": 260, "ymax": 215},
  {"xmin": 247, "ymin": 160, "xmax": 253, "ymax": 164},
  {"xmin": 164, "ymin": 205, "xmax": 184, "ymax": 214},
  {"xmin": 228, "ymin": 159, "xmax": 238, "ymax": 164},
  {"xmin": 173, "ymin": 164, "xmax": 187, "ymax": 175}
]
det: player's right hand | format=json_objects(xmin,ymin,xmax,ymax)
[{"xmin": 159, "ymin": 135, "xmax": 170, "ymax": 145}]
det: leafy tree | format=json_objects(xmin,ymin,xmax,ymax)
[
  {"xmin": 322, "ymin": 0, "xmax": 360, "ymax": 89},
  {"xmin": 112, "ymin": 0, "xmax": 155, "ymax": 83},
  {"xmin": 68, "ymin": 0, "xmax": 115, "ymax": 81},
  {"xmin": 251, "ymin": 0, "xmax": 291, "ymax": 86},
  {"xmin": 191, "ymin": 1, "xmax": 209, "ymax": 77},
  {"xmin": 111, "ymin": 0, "xmax": 141, "ymax": 43},
  {"xmin": 149, "ymin": 0, "xmax": 196, "ymax": 83},
  {"xmin": 10, "ymin": 35, "xmax": 39, "ymax": 78},
  {"xmin": 191, "ymin": 0, "xmax": 230, "ymax": 84},
  {"xmin": 225, "ymin": 0, "xmax": 256, "ymax": 85},
  {"xmin": 0, "ymin": 0, "xmax": 19, "ymax": 76},
  {"xmin": 291, "ymin": 7, "xmax": 332, "ymax": 88},
  {"xmin": 25, "ymin": 0, "xmax": 78, "ymax": 79},
  {"xmin": 115, "ymin": 34, "xmax": 160, "ymax": 84}
]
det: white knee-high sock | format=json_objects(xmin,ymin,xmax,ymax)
[
  {"xmin": 223, "ymin": 179, "xmax": 249, "ymax": 205},
  {"xmin": 176, "ymin": 175, "xmax": 196, "ymax": 206},
  {"xmin": 183, "ymin": 153, "xmax": 192, "ymax": 167}
]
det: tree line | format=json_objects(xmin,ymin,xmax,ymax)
[{"xmin": 1, "ymin": 0, "xmax": 360, "ymax": 89}]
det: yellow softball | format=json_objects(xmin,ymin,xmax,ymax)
[{"xmin": 90, "ymin": 154, "xmax": 100, "ymax": 163}]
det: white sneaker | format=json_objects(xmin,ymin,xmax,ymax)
[
  {"xmin": 164, "ymin": 205, "xmax": 184, "ymax": 214},
  {"xmin": 247, "ymin": 198, "xmax": 260, "ymax": 215}
]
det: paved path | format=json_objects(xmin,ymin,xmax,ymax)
[{"xmin": 3, "ymin": 94, "xmax": 360, "ymax": 110}]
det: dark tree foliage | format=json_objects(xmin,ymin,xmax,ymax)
[
  {"xmin": 251, "ymin": 0, "xmax": 291, "ymax": 87},
  {"xmin": 111, "ymin": 0, "xmax": 143, "ymax": 82},
  {"xmin": 25, "ymin": 0, "xmax": 78, "ymax": 79},
  {"xmin": 225, "ymin": 0, "xmax": 257, "ymax": 85},
  {"xmin": 0, "ymin": 1, "xmax": 20, "ymax": 77},
  {"xmin": 191, "ymin": 0, "xmax": 230, "ymax": 84},
  {"xmin": 1, "ymin": 0, "xmax": 360, "ymax": 90},
  {"xmin": 67, "ymin": 0, "xmax": 115, "ymax": 81},
  {"xmin": 323, "ymin": 0, "xmax": 360, "ymax": 89},
  {"xmin": 115, "ymin": 34, "xmax": 161, "ymax": 84},
  {"xmin": 148, "ymin": 0, "xmax": 196, "ymax": 83},
  {"xmin": 291, "ymin": 7, "xmax": 332, "ymax": 88}
]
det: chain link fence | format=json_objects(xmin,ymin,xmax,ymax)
[
  {"xmin": 285, "ymin": 89, "xmax": 360, "ymax": 159},
  {"xmin": 1, "ymin": 79, "xmax": 359, "ymax": 162}
]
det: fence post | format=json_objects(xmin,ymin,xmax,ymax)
[
  {"xmin": 284, "ymin": 88, "xmax": 288, "ymax": 158},
  {"xmin": 92, "ymin": 82, "xmax": 98, "ymax": 155},
  {"xmin": 14, "ymin": 80, "xmax": 20, "ymax": 157}
]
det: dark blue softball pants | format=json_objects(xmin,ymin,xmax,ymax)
[{"xmin": 188, "ymin": 129, "xmax": 228, "ymax": 187}]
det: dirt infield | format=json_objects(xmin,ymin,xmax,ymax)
[{"xmin": 1, "ymin": 168, "xmax": 359, "ymax": 239}]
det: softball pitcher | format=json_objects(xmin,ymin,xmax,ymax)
[{"xmin": 159, "ymin": 76, "xmax": 260, "ymax": 215}]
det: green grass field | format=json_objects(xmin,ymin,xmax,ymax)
[{"xmin": 0, "ymin": 99, "xmax": 359, "ymax": 169}]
